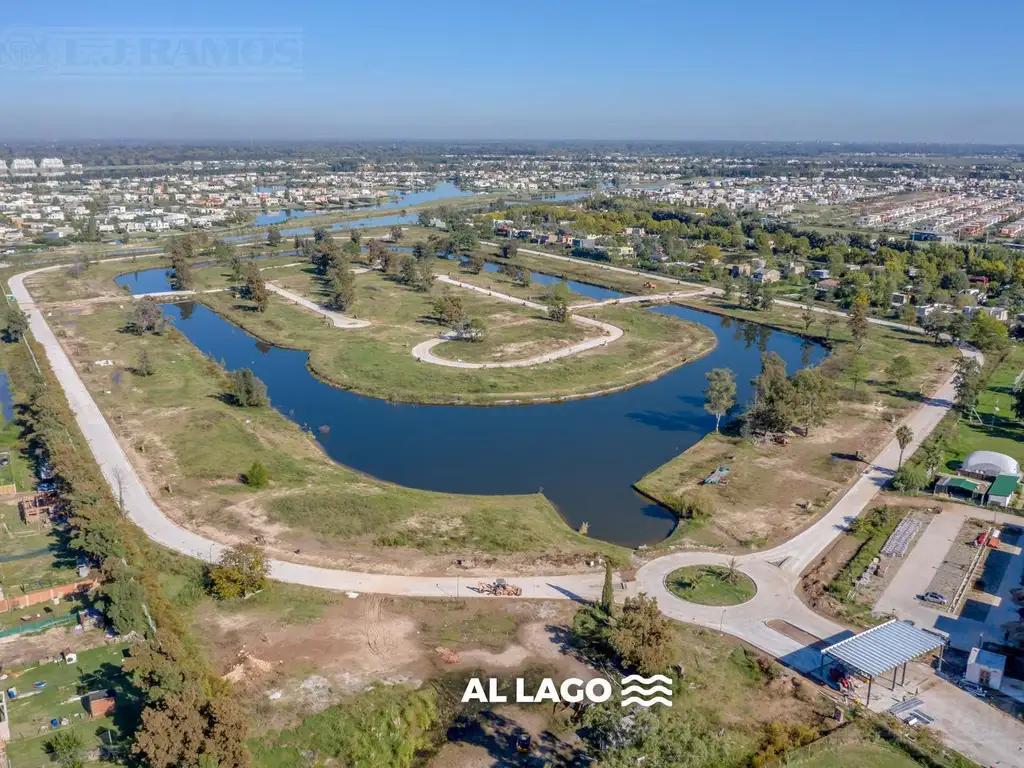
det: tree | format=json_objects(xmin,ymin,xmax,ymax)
[
  {"xmin": 582, "ymin": 702, "xmax": 725, "ymax": 768},
  {"xmin": 516, "ymin": 266, "xmax": 531, "ymax": 287},
  {"xmin": 742, "ymin": 279, "xmax": 763, "ymax": 310},
  {"xmin": 329, "ymin": 265, "xmax": 356, "ymax": 311},
  {"xmin": 245, "ymin": 460, "xmax": 269, "ymax": 488},
  {"xmin": 228, "ymin": 251, "xmax": 243, "ymax": 282},
  {"xmin": 389, "ymin": 225, "xmax": 404, "ymax": 242},
  {"xmin": 848, "ymin": 294, "xmax": 869, "ymax": 349},
  {"xmin": 169, "ymin": 255, "xmax": 193, "ymax": 291},
  {"xmin": 229, "ymin": 368, "xmax": 268, "ymax": 407},
  {"xmin": 432, "ymin": 293, "xmax": 466, "ymax": 326},
  {"xmin": 548, "ymin": 282, "xmax": 572, "ymax": 323},
  {"xmin": 894, "ymin": 424, "xmax": 915, "ymax": 468},
  {"xmin": 453, "ymin": 318, "xmax": 486, "ymax": 341},
  {"xmin": 600, "ymin": 561, "xmax": 614, "ymax": 616},
  {"xmin": 244, "ymin": 263, "xmax": 269, "ymax": 311},
  {"xmin": 135, "ymin": 347, "xmax": 154, "ymax": 377},
  {"xmin": 922, "ymin": 310, "xmax": 952, "ymax": 344},
  {"xmin": 266, "ymin": 225, "xmax": 282, "ymax": 247},
  {"xmin": 126, "ymin": 298, "xmax": 166, "ymax": 335},
  {"xmin": 466, "ymin": 252, "xmax": 486, "ymax": 274},
  {"xmin": 47, "ymin": 729, "xmax": 85, "ymax": 768},
  {"xmin": 722, "ymin": 278, "xmax": 736, "ymax": 302},
  {"xmin": 1014, "ymin": 386, "xmax": 1024, "ymax": 422},
  {"xmin": 212, "ymin": 240, "xmax": 232, "ymax": 263},
  {"xmin": 4, "ymin": 305, "xmax": 29, "ymax": 342},
  {"xmin": 745, "ymin": 352, "xmax": 796, "ymax": 434},
  {"xmin": 969, "ymin": 311, "xmax": 1008, "ymax": 352},
  {"xmin": 885, "ymin": 354, "xmax": 914, "ymax": 391},
  {"xmin": 609, "ymin": 593, "xmax": 676, "ymax": 674},
  {"xmin": 821, "ymin": 313, "xmax": 839, "ymax": 340},
  {"xmin": 953, "ymin": 357, "xmax": 983, "ymax": 413},
  {"xmin": 209, "ymin": 543, "xmax": 269, "ymax": 599},
  {"xmin": 791, "ymin": 368, "xmax": 836, "ymax": 435},
  {"xmin": 846, "ymin": 353, "xmax": 869, "ymax": 391},
  {"xmin": 400, "ymin": 258, "xmax": 433, "ymax": 291},
  {"xmin": 703, "ymin": 368, "xmax": 736, "ymax": 432},
  {"xmin": 760, "ymin": 289, "xmax": 775, "ymax": 312},
  {"xmin": 800, "ymin": 304, "xmax": 815, "ymax": 334},
  {"xmin": 500, "ymin": 241, "xmax": 518, "ymax": 259},
  {"xmin": 892, "ymin": 463, "xmax": 927, "ymax": 492}
]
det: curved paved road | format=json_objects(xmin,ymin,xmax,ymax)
[
  {"xmin": 265, "ymin": 282, "xmax": 371, "ymax": 328},
  {"xmin": 637, "ymin": 341, "xmax": 982, "ymax": 662},
  {"xmin": 412, "ymin": 275, "xmax": 623, "ymax": 369}
]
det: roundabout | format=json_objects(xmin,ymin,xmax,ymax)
[{"xmin": 665, "ymin": 564, "xmax": 756, "ymax": 606}]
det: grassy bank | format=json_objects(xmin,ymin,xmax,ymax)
[{"xmin": 45, "ymin": 300, "xmax": 627, "ymax": 567}]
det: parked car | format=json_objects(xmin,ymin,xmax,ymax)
[
  {"xmin": 920, "ymin": 592, "xmax": 948, "ymax": 605},
  {"xmin": 36, "ymin": 481, "xmax": 56, "ymax": 493},
  {"xmin": 515, "ymin": 733, "xmax": 532, "ymax": 754}
]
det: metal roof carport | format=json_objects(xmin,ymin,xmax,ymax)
[{"xmin": 820, "ymin": 620, "xmax": 946, "ymax": 704}]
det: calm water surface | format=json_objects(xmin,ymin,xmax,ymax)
[{"xmin": 117, "ymin": 263, "xmax": 825, "ymax": 546}]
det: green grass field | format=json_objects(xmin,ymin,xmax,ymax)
[
  {"xmin": 197, "ymin": 265, "xmax": 714, "ymax": 405},
  {"xmin": 941, "ymin": 344, "xmax": 1024, "ymax": 474},
  {"xmin": 666, "ymin": 565, "xmax": 756, "ymax": 605},
  {"xmin": 0, "ymin": 527, "xmax": 78, "ymax": 595}
]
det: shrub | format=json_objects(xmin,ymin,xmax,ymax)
[
  {"xmin": 245, "ymin": 460, "xmax": 269, "ymax": 488},
  {"xmin": 891, "ymin": 463, "xmax": 927, "ymax": 492},
  {"xmin": 229, "ymin": 368, "xmax": 268, "ymax": 407},
  {"xmin": 663, "ymin": 490, "xmax": 715, "ymax": 521}
]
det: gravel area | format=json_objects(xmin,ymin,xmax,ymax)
[{"xmin": 925, "ymin": 518, "xmax": 990, "ymax": 605}]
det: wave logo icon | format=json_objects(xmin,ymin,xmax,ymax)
[{"xmin": 620, "ymin": 674, "xmax": 673, "ymax": 707}]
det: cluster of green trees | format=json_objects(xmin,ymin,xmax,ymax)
[
  {"xmin": 167, "ymin": 235, "xmax": 195, "ymax": 291},
  {"xmin": 125, "ymin": 297, "xmax": 167, "ymax": 336},
  {"xmin": 431, "ymin": 293, "xmax": 486, "ymax": 342},
  {"xmin": 13, "ymin": 345, "xmax": 250, "ymax": 767},
  {"xmin": 725, "ymin": 352, "xmax": 837, "ymax": 436}
]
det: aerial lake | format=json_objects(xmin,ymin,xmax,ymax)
[{"xmin": 115, "ymin": 265, "xmax": 825, "ymax": 546}]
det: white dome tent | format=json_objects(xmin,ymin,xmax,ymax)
[{"xmin": 960, "ymin": 450, "xmax": 1021, "ymax": 479}]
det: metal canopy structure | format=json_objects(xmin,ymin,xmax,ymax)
[{"xmin": 820, "ymin": 620, "xmax": 946, "ymax": 703}]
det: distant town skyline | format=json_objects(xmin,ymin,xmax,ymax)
[{"xmin": 3, "ymin": 0, "xmax": 1022, "ymax": 143}]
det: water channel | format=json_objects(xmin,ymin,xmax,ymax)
[{"xmin": 115, "ymin": 264, "xmax": 825, "ymax": 546}]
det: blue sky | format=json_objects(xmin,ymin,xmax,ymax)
[{"xmin": 2, "ymin": 0, "xmax": 1022, "ymax": 143}]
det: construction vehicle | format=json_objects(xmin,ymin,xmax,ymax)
[{"xmin": 477, "ymin": 578, "xmax": 523, "ymax": 596}]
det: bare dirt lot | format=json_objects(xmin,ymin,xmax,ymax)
[
  {"xmin": 192, "ymin": 587, "xmax": 588, "ymax": 732},
  {"xmin": 0, "ymin": 624, "xmax": 110, "ymax": 670}
]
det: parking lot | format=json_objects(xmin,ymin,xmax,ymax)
[{"xmin": 875, "ymin": 501, "xmax": 1024, "ymax": 651}]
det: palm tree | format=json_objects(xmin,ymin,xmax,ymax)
[
  {"xmin": 896, "ymin": 425, "xmax": 914, "ymax": 468},
  {"xmin": 724, "ymin": 557, "xmax": 740, "ymax": 585}
]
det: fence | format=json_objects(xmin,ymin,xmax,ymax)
[
  {"xmin": 0, "ymin": 577, "xmax": 100, "ymax": 613},
  {"xmin": 0, "ymin": 613, "xmax": 75, "ymax": 639}
]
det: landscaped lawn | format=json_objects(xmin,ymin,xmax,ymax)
[
  {"xmin": 941, "ymin": 344, "xmax": 1024, "ymax": 473},
  {"xmin": 666, "ymin": 564, "xmax": 756, "ymax": 605}
]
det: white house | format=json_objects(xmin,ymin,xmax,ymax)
[{"xmin": 966, "ymin": 648, "xmax": 1005, "ymax": 690}]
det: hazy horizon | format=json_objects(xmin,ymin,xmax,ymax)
[{"xmin": 3, "ymin": 0, "xmax": 1022, "ymax": 144}]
